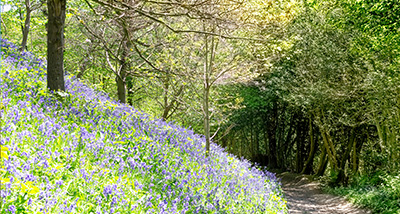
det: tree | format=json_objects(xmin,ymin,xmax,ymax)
[
  {"xmin": 340, "ymin": 0, "xmax": 400, "ymax": 171},
  {"xmin": 47, "ymin": 0, "xmax": 66, "ymax": 91},
  {"xmin": 79, "ymin": 0, "xmax": 253, "ymax": 156},
  {"xmin": 20, "ymin": 0, "xmax": 43, "ymax": 52}
]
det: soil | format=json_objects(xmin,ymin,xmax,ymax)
[{"xmin": 278, "ymin": 172, "xmax": 372, "ymax": 214}]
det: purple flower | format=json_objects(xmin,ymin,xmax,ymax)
[
  {"xmin": 0, "ymin": 39, "xmax": 287, "ymax": 214},
  {"xmin": 103, "ymin": 185, "xmax": 113, "ymax": 197},
  {"xmin": 7, "ymin": 205, "xmax": 16, "ymax": 214},
  {"xmin": 55, "ymin": 179, "xmax": 63, "ymax": 187},
  {"xmin": 28, "ymin": 198, "xmax": 32, "ymax": 205}
]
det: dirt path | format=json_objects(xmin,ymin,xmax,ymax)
[{"xmin": 278, "ymin": 172, "xmax": 371, "ymax": 214}]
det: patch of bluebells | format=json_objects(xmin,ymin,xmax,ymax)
[{"xmin": 0, "ymin": 39, "xmax": 287, "ymax": 213}]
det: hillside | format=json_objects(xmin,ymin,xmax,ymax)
[{"xmin": 0, "ymin": 40, "xmax": 286, "ymax": 213}]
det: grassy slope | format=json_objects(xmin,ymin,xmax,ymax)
[{"xmin": 0, "ymin": 40, "xmax": 286, "ymax": 214}]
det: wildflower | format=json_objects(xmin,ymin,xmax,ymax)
[
  {"xmin": 7, "ymin": 205, "xmax": 16, "ymax": 214},
  {"xmin": 103, "ymin": 185, "xmax": 113, "ymax": 197}
]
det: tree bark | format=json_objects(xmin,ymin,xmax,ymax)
[
  {"xmin": 316, "ymin": 110, "xmax": 338, "ymax": 171},
  {"xmin": 21, "ymin": 0, "xmax": 32, "ymax": 52},
  {"xmin": 116, "ymin": 66, "xmax": 127, "ymax": 104},
  {"xmin": 295, "ymin": 133, "xmax": 301, "ymax": 173},
  {"xmin": 351, "ymin": 135, "xmax": 358, "ymax": 172},
  {"xmin": 320, "ymin": 130, "xmax": 338, "ymax": 170},
  {"xmin": 47, "ymin": 0, "xmax": 66, "ymax": 91},
  {"xmin": 203, "ymin": 32, "xmax": 214, "ymax": 157},
  {"xmin": 267, "ymin": 104, "xmax": 278, "ymax": 168},
  {"xmin": 204, "ymin": 86, "xmax": 210, "ymax": 156},
  {"xmin": 302, "ymin": 115, "xmax": 317, "ymax": 174},
  {"xmin": 116, "ymin": 39, "xmax": 130, "ymax": 104},
  {"xmin": 315, "ymin": 146, "xmax": 328, "ymax": 177},
  {"xmin": 161, "ymin": 76, "xmax": 184, "ymax": 121},
  {"xmin": 337, "ymin": 127, "xmax": 356, "ymax": 184}
]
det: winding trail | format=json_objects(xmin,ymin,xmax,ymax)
[{"xmin": 278, "ymin": 172, "xmax": 371, "ymax": 214}]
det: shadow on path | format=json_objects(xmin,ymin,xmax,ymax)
[{"xmin": 278, "ymin": 172, "xmax": 371, "ymax": 214}]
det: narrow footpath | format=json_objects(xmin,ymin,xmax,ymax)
[{"xmin": 278, "ymin": 172, "xmax": 371, "ymax": 214}]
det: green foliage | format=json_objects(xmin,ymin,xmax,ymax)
[
  {"xmin": 3, "ymin": 0, "xmax": 400, "ymax": 210},
  {"xmin": 1, "ymin": 0, "xmax": 47, "ymax": 55},
  {"xmin": 327, "ymin": 173, "xmax": 400, "ymax": 213}
]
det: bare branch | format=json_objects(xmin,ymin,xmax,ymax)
[
  {"xmin": 76, "ymin": 15, "xmax": 120, "ymax": 61},
  {"xmin": 135, "ymin": 8, "xmax": 264, "ymax": 41},
  {"xmin": 210, "ymin": 126, "xmax": 220, "ymax": 140},
  {"xmin": 90, "ymin": 0, "xmax": 264, "ymax": 41}
]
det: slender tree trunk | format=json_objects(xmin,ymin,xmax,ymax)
[
  {"xmin": 296, "ymin": 119, "xmax": 308, "ymax": 173},
  {"xmin": 204, "ymin": 86, "xmax": 210, "ymax": 156},
  {"xmin": 302, "ymin": 115, "xmax": 317, "ymax": 174},
  {"xmin": 21, "ymin": 0, "xmax": 31, "ymax": 52},
  {"xmin": 375, "ymin": 118, "xmax": 385, "ymax": 150},
  {"xmin": 283, "ymin": 114, "xmax": 295, "ymax": 168},
  {"xmin": 267, "ymin": 105, "xmax": 278, "ymax": 168},
  {"xmin": 161, "ymin": 77, "xmax": 183, "ymax": 121},
  {"xmin": 351, "ymin": 135, "xmax": 358, "ymax": 172},
  {"xmin": 295, "ymin": 134, "xmax": 301, "ymax": 173},
  {"xmin": 315, "ymin": 146, "xmax": 328, "ymax": 176},
  {"xmin": 316, "ymin": 110, "xmax": 338, "ymax": 171},
  {"xmin": 268, "ymin": 133, "xmax": 277, "ymax": 168},
  {"xmin": 337, "ymin": 127, "xmax": 356, "ymax": 184},
  {"xmin": 254, "ymin": 127, "xmax": 260, "ymax": 163},
  {"xmin": 47, "ymin": 0, "xmax": 66, "ymax": 91},
  {"xmin": 320, "ymin": 130, "xmax": 338, "ymax": 170},
  {"xmin": 116, "ymin": 38, "xmax": 131, "ymax": 104},
  {"xmin": 162, "ymin": 76, "xmax": 170, "ymax": 120},
  {"xmin": 116, "ymin": 66, "xmax": 127, "ymax": 103},
  {"xmin": 203, "ymin": 31, "xmax": 215, "ymax": 156},
  {"xmin": 264, "ymin": 128, "xmax": 269, "ymax": 166}
]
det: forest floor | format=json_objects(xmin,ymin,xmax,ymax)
[{"xmin": 278, "ymin": 172, "xmax": 371, "ymax": 214}]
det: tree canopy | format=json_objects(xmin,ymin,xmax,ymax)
[{"xmin": 1, "ymin": 0, "xmax": 400, "ymax": 211}]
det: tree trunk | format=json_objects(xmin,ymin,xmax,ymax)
[
  {"xmin": 116, "ymin": 38, "xmax": 131, "ymax": 104},
  {"xmin": 264, "ymin": 128, "xmax": 269, "ymax": 166},
  {"xmin": 47, "ymin": 0, "xmax": 66, "ymax": 91},
  {"xmin": 337, "ymin": 128, "xmax": 356, "ymax": 184},
  {"xmin": 161, "ymin": 76, "xmax": 183, "ymax": 121},
  {"xmin": 267, "ymin": 105, "xmax": 278, "ymax": 168},
  {"xmin": 315, "ymin": 146, "xmax": 328, "ymax": 177},
  {"xmin": 302, "ymin": 115, "xmax": 317, "ymax": 174},
  {"xmin": 351, "ymin": 134, "xmax": 365, "ymax": 173},
  {"xmin": 116, "ymin": 69, "xmax": 126, "ymax": 103},
  {"xmin": 295, "ymin": 135, "xmax": 301, "ymax": 173},
  {"xmin": 204, "ymin": 86, "xmax": 210, "ymax": 156},
  {"xmin": 282, "ymin": 114, "xmax": 295, "ymax": 169},
  {"xmin": 162, "ymin": 76, "xmax": 170, "ymax": 120},
  {"xmin": 351, "ymin": 135, "xmax": 358, "ymax": 172},
  {"xmin": 321, "ymin": 130, "xmax": 338, "ymax": 171},
  {"xmin": 296, "ymin": 119, "xmax": 308, "ymax": 173},
  {"xmin": 253, "ymin": 127, "xmax": 260, "ymax": 163},
  {"xmin": 203, "ymin": 32, "xmax": 214, "ymax": 157},
  {"xmin": 21, "ymin": 0, "xmax": 31, "ymax": 52}
]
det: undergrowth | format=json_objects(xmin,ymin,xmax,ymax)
[
  {"xmin": 0, "ymin": 39, "xmax": 287, "ymax": 213},
  {"xmin": 325, "ymin": 172, "xmax": 400, "ymax": 214}
]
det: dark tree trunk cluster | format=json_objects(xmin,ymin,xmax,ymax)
[{"xmin": 214, "ymin": 84, "xmax": 374, "ymax": 186}]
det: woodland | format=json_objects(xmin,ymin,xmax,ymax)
[{"xmin": 1, "ymin": 0, "xmax": 400, "ymax": 213}]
